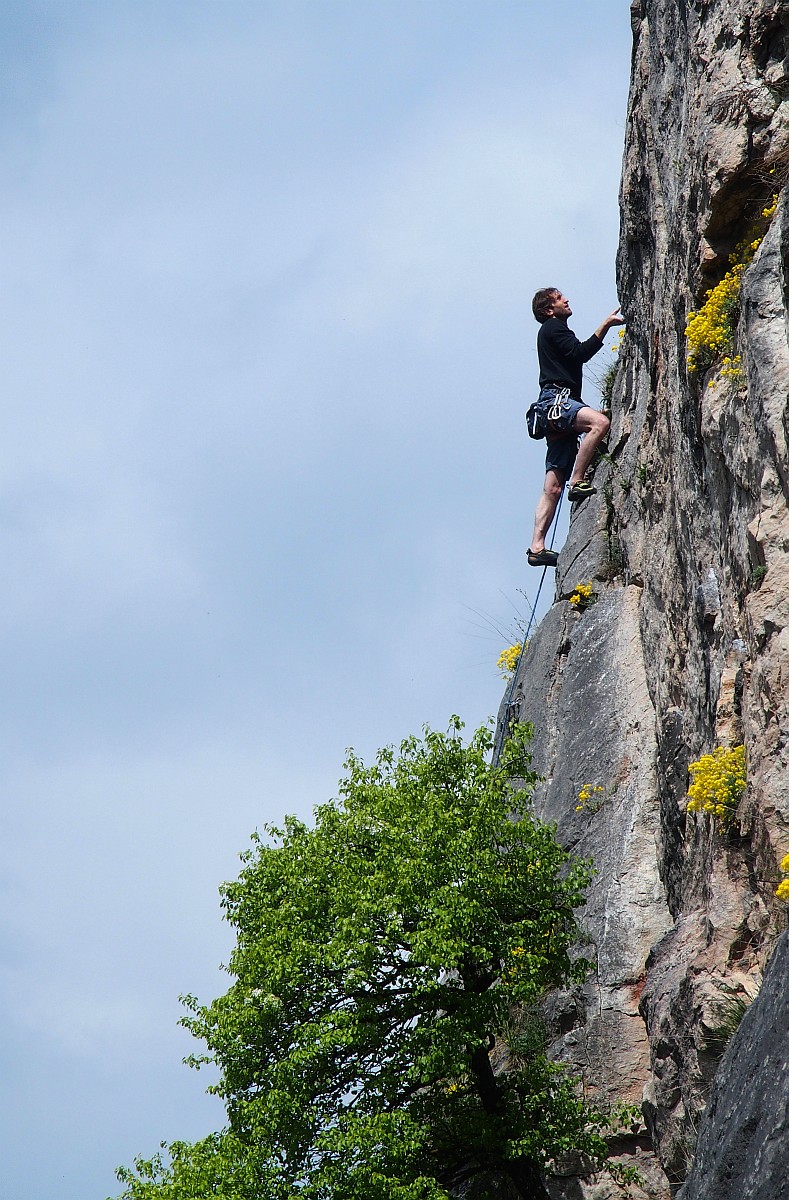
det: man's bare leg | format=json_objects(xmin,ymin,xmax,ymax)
[
  {"xmin": 568, "ymin": 408, "xmax": 610, "ymax": 488},
  {"xmin": 530, "ymin": 468, "xmax": 565, "ymax": 554}
]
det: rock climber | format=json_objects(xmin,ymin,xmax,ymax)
[{"xmin": 526, "ymin": 288, "xmax": 623, "ymax": 568}]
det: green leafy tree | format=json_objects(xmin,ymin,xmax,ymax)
[{"xmin": 115, "ymin": 720, "xmax": 620, "ymax": 1200}]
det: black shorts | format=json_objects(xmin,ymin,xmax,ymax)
[
  {"xmin": 544, "ymin": 398, "xmax": 586, "ymax": 477},
  {"xmin": 545, "ymin": 434, "xmax": 579, "ymax": 477}
]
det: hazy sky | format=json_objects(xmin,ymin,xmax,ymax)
[{"xmin": 0, "ymin": 3, "xmax": 632, "ymax": 1196}]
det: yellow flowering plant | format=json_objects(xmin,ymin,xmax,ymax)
[
  {"xmin": 568, "ymin": 582, "xmax": 595, "ymax": 611},
  {"xmin": 775, "ymin": 853, "xmax": 789, "ymax": 902},
  {"xmin": 497, "ymin": 642, "xmax": 524, "ymax": 677},
  {"xmin": 686, "ymin": 745, "xmax": 746, "ymax": 831},
  {"xmin": 685, "ymin": 195, "xmax": 778, "ymax": 375},
  {"xmin": 576, "ymin": 784, "xmax": 605, "ymax": 814},
  {"xmin": 685, "ymin": 253, "xmax": 750, "ymax": 372},
  {"xmin": 719, "ymin": 353, "xmax": 742, "ymax": 380}
]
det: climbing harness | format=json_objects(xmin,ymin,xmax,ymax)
[
  {"xmin": 526, "ymin": 385, "xmax": 575, "ymax": 440},
  {"xmin": 492, "ymin": 490, "xmax": 564, "ymax": 766}
]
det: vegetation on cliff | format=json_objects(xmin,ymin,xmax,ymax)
[
  {"xmin": 114, "ymin": 720, "xmax": 632, "ymax": 1200},
  {"xmin": 685, "ymin": 745, "xmax": 747, "ymax": 831},
  {"xmin": 684, "ymin": 195, "xmax": 778, "ymax": 376}
]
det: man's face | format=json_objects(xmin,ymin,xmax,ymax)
[{"xmin": 548, "ymin": 291, "xmax": 572, "ymax": 319}]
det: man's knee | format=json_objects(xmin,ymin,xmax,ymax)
[
  {"xmin": 544, "ymin": 474, "xmax": 563, "ymax": 501},
  {"xmin": 586, "ymin": 410, "xmax": 609, "ymax": 437},
  {"xmin": 572, "ymin": 407, "xmax": 609, "ymax": 437}
]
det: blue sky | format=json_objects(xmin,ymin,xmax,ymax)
[{"xmin": 0, "ymin": 3, "xmax": 632, "ymax": 1196}]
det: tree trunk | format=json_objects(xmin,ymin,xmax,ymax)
[
  {"xmin": 505, "ymin": 1156, "xmax": 550, "ymax": 1200},
  {"xmin": 466, "ymin": 1042, "xmax": 550, "ymax": 1199},
  {"xmin": 469, "ymin": 1040, "xmax": 505, "ymax": 1118}
]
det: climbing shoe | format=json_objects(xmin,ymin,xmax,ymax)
[
  {"xmin": 567, "ymin": 480, "xmax": 596, "ymax": 502},
  {"xmin": 527, "ymin": 548, "xmax": 559, "ymax": 568}
]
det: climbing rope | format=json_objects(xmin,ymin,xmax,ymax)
[{"xmin": 492, "ymin": 490, "xmax": 564, "ymax": 766}]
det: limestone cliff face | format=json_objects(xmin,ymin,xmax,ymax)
[{"xmin": 498, "ymin": 1, "xmax": 789, "ymax": 1195}]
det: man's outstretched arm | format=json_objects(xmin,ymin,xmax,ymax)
[{"xmin": 593, "ymin": 308, "xmax": 625, "ymax": 340}]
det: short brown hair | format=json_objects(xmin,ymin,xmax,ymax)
[{"xmin": 532, "ymin": 287, "xmax": 560, "ymax": 323}]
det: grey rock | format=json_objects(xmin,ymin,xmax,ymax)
[
  {"xmin": 500, "ymin": 586, "xmax": 673, "ymax": 1193},
  {"xmin": 695, "ymin": 568, "xmax": 721, "ymax": 625},
  {"xmin": 676, "ymin": 933, "xmax": 789, "ymax": 1200}
]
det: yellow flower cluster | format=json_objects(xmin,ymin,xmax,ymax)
[
  {"xmin": 686, "ymin": 193, "xmax": 779, "ymax": 374},
  {"xmin": 576, "ymin": 784, "xmax": 604, "ymax": 813},
  {"xmin": 569, "ymin": 581, "xmax": 594, "ymax": 610},
  {"xmin": 720, "ymin": 354, "xmax": 743, "ymax": 381},
  {"xmin": 762, "ymin": 193, "xmax": 779, "ymax": 219},
  {"xmin": 775, "ymin": 853, "xmax": 789, "ymax": 902},
  {"xmin": 611, "ymin": 327, "xmax": 626, "ymax": 354},
  {"xmin": 685, "ymin": 257, "xmax": 749, "ymax": 371},
  {"xmin": 497, "ymin": 642, "xmax": 524, "ymax": 677},
  {"xmin": 686, "ymin": 745, "xmax": 746, "ymax": 830}
]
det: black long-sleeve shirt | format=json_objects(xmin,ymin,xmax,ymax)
[{"xmin": 537, "ymin": 317, "xmax": 603, "ymax": 399}]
